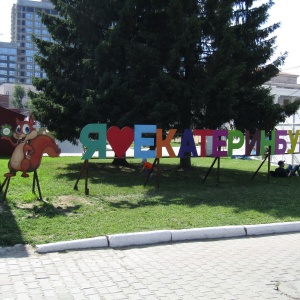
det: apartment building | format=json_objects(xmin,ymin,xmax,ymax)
[
  {"xmin": 0, "ymin": 42, "xmax": 18, "ymax": 84},
  {"xmin": 11, "ymin": 0, "xmax": 58, "ymax": 84},
  {"xmin": 0, "ymin": 0, "xmax": 58, "ymax": 85}
]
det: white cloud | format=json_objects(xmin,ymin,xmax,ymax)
[{"xmin": 0, "ymin": 0, "xmax": 16, "ymax": 42}]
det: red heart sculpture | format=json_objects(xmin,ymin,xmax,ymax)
[{"xmin": 107, "ymin": 126, "xmax": 134, "ymax": 158}]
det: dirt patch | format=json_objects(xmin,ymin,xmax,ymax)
[
  {"xmin": 13, "ymin": 195, "xmax": 91, "ymax": 210},
  {"xmin": 52, "ymin": 195, "xmax": 91, "ymax": 208}
]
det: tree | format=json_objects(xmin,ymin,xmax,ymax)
[
  {"xmin": 29, "ymin": 0, "xmax": 300, "ymax": 167},
  {"xmin": 11, "ymin": 84, "xmax": 26, "ymax": 110},
  {"xmin": 196, "ymin": 0, "xmax": 299, "ymax": 132},
  {"xmin": 228, "ymin": 1, "xmax": 299, "ymax": 133}
]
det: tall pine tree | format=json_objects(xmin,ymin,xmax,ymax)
[{"xmin": 30, "ymin": 0, "xmax": 299, "ymax": 153}]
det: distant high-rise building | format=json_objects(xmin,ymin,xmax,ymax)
[
  {"xmin": 9, "ymin": 0, "xmax": 58, "ymax": 85},
  {"xmin": 0, "ymin": 42, "xmax": 18, "ymax": 84}
]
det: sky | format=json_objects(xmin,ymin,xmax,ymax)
[{"xmin": 0, "ymin": 0, "xmax": 300, "ymax": 76}]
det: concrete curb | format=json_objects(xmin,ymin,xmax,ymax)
[
  {"xmin": 108, "ymin": 230, "xmax": 172, "ymax": 248},
  {"xmin": 35, "ymin": 221, "xmax": 300, "ymax": 253},
  {"xmin": 36, "ymin": 237, "xmax": 108, "ymax": 253},
  {"xmin": 245, "ymin": 221, "xmax": 300, "ymax": 236},
  {"xmin": 170, "ymin": 225, "xmax": 246, "ymax": 241}
]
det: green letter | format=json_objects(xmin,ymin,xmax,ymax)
[
  {"xmin": 80, "ymin": 124, "xmax": 107, "ymax": 159},
  {"xmin": 227, "ymin": 130, "xmax": 244, "ymax": 157}
]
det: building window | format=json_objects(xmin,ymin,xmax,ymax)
[
  {"xmin": 26, "ymin": 20, "xmax": 33, "ymax": 26},
  {"xmin": 0, "ymin": 70, "xmax": 7, "ymax": 75},
  {"xmin": 0, "ymin": 48, "xmax": 17, "ymax": 55},
  {"xmin": 0, "ymin": 55, "xmax": 7, "ymax": 60},
  {"xmin": 35, "ymin": 72, "xmax": 40, "ymax": 77},
  {"xmin": 8, "ymin": 78, "xmax": 16, "ymax": 83},
  {"xmin": 26, "ymin": 28, "xmax": 33, "ymax": 33},
  {"xmin": 25, "ymin": 50, "xmax": 36, "ymax": 55},
  {"xmin": 9, "ymin": 71, "xmax": 15, "ymax": 75},
  {"xmin": 9, "ymin": 63, "xmax": 16, "ymax": 68},
  {"xmin": 0, "ymin": 62, "xmax": 7, "ymax": 68},
  {"xmin": 26, "ymin": 13, "xmax": 33, "ymax": 19},
  {"xmin": 25, "ymin": 78, "xmax": 32, "ymax": 84},
  {"xmin": 25, "ymin": 42, "xmax": 32, "ymax": 48},
  {"xmin": 26, "ymin": 64, "xmax": 33, "ymax": 69},
  {"xmin": 26, "ymin": 71, "xmax": 32, "ymax": 77},
  {"xmin": 26, "ymin": 57, "xmax": 33, "ymax": 62}
]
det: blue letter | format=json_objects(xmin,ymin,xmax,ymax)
[
  {"xmin": 134, "ymin": 125, "xmax": 156, "ymax": 159},
  {"xmin": 178, "ymin": 129, "xmax": 198, "ymax": 158}
]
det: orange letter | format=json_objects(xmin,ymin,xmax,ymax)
[{"xmin": 156, "ymin": 129, "xmax": 177, "ymax": 158}]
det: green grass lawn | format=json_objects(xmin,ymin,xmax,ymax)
[{"xmin": 0, "ymin": 155, "xmax": 299, "ymax": 246}]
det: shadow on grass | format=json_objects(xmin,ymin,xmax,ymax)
[
  {"xmin": 58, "ymin": 159, "xmax": 300, "ymax": 221},
  {"xmin": 1, "ymin": 156, "xmax": 300, "ymax": 247},
  {"xmin": 0, "ymin": 194, "xmax": 28, "ymax": 255},
  {"xmin": 15, "ymin": 201, "xmax": 83, "ymax": 218},
  {"xmin": 58, "ymin": 160, "xmax": 147, "ymax": 188},
  {"xmin": 60, "ymin": 159, "xmax": 265, "ymax": 188},
  {"xmin": 35, "ymin": 159, "xmax": 300, "ymax": 225},
  {"xmin": 59, "ymin": 159, "xmax": 251, "ymax": 187}
]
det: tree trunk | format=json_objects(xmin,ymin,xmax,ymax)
[{"xmin": 179, "ymin": 153, "xmax": 191, "ymax": 169}]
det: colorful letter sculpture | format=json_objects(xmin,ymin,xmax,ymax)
[{"xmin": 79, "ymin": 124, "xmax": 300, "ymax": 159}]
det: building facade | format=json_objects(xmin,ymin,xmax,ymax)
[
  {"xmin": 0, "ymin": 0, "xmax": 57, "ymax": 85},
  {"xmin": 264, "ymin": 73, "xmax": 300, "ymax": 166},
  {"xmin": 0, "ymin": 83, "xmax": 36, "ymax": 107},
  {"xmin": 11, "ymin": 0, "xmax": 57, "ymax": 85},
  {"xmin": 0, "ymin": 42, "xmax": 18, "ymax": 84}
]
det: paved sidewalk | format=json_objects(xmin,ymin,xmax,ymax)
[{"xmin": 1, "ymin": 233, "xmax": 300, "ymax": 299}]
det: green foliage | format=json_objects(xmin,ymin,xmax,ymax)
[
  {"xmin": 11, "ymin": 85, "xmax": 26, "ymax": 109},
  {"xmin": 0, "ymin": 156, "xmax": 300, "ymax": 246},
  {"xmin": 29, "ymin": 0, "xmax": 292, "ymax": 142},
  {"xmin": 283, "ymin": 99, "xmax": 300, "ymax": 117}
]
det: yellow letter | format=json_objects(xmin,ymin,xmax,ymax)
[{"xmin": 288, "ymin": 130, "xmax": 300, "ymax": 154}]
